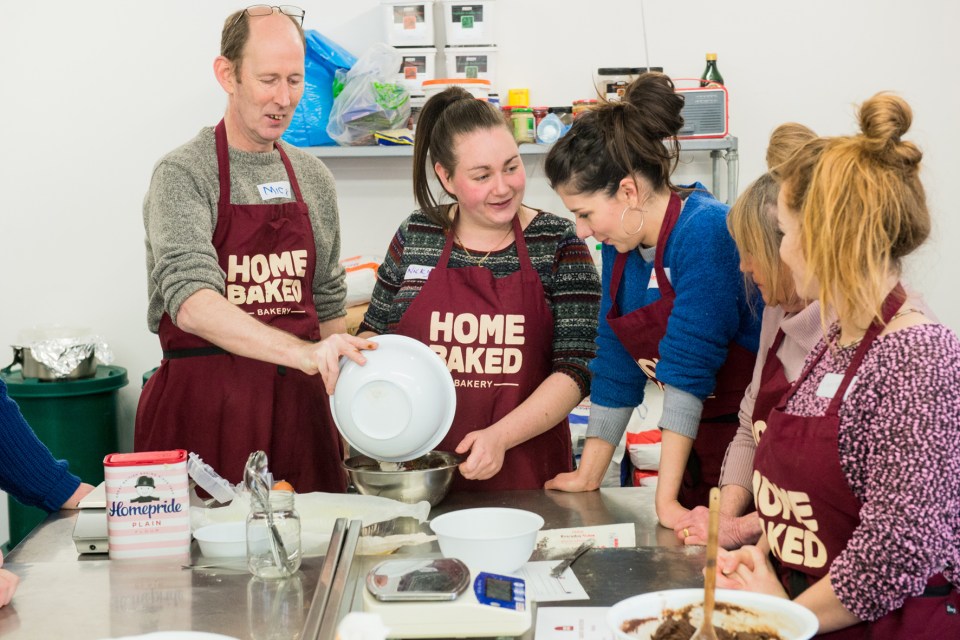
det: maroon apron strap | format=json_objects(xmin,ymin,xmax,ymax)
[
  {"xmin": 652, "ymin": 193, "xmax": 682, "ymax": 298},
  {"xmin": 274, "ymin": 141, "xmax": 305, "ymax": 203},
  {"xmin": 215, "ymin": 119, "xmax": 231, "ymax": 205}
]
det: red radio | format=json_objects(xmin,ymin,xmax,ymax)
[{"xmin": 674, "ymin": 79, "xmax": 729, "ymax": 139}]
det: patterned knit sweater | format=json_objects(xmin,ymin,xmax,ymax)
[
  {"xmin": 360, "ymin": 209, "xmax": 601, "ymax": 396},
  {"xmin": 784, "ymin": 323, "xmax": 960, "ymax": 621}
]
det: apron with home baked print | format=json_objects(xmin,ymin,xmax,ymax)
[
  {"xmin": 135, "ymin": 120, "xmax": 346, "ymax": 494},
  {"xmin": 753, "ymin": 284, "xmax": 959, "ymax": 639},
  {"xmin": 394, "ymin": 213, "xmax": 572, "ymax": 492},
  {"xmin": 607, "ymin": 192, "xmax": 755, "ymax": 508}
]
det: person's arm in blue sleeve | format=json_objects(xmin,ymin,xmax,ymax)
[
  {"xmin": 0, "ymin": 380, "xmax": 93, "ymax": 512},
  {"xmin": 655, "ymin": 193, "xmax": 759, "ymax": 527}
]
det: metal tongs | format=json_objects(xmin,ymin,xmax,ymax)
[
  {"xmin": 244, "ymin": 450, "xmax": 293, "ymax": 577},
  {"xmin": 550, "ymin": 539, "xmax": 595, "ymax": 578}
]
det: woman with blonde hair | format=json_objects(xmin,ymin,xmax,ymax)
[
  {"xmin": 674, "ymin": 124, "xmax": 823, "ymax": 549},
  {"xmin": 717, "ymin": 94, "xmax": 960, "ymax": 637}
]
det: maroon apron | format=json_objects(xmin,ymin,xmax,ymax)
[
  {"xmin": 750, "ymin": 329, "xmax": 791, "ymax": 445},
  {"xmin": 135, "ymin": 120, "xmax": 346, "ymax": 494},
  {"xmin": 754, "ymin": 284, "xmax": 958, "ymax": 638},
  {"xmin": 607, "ymin": 192, "xmax": 755, "ymax": 507},
  {"xmin": 394, "ymin": 213, "xmax": 571, "ymax": 491}
]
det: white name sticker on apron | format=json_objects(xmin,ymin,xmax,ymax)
[
  {"xmin": 257, "ymin": 181, "xmax": 291, "ymax": 200},
  {"xmin": 404, "ymin": 264, "xmax": 434, "ymax": 281},
  {"xmin": 816, "ymin": 373, "xmax": 859, "ymax": 399}
]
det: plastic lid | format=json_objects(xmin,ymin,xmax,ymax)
[
  {"xmin": 512, "ymin": 107, "xmax": 533, "ymax": 113},
  {"xmin": 550, "ymin": 106, "xmax": 573, "ymax": 114},
  {"xmin": 104, "ymin": 449, "xmax": 187, "ymax": 467},
  {"xmin": 188, "ymin": 452, "xmax": 237, "ymax": 503},
  {"xmin": 706, "ymin": 53, "xmax": 718, "ymax": 60},
  {"xmin": 0, "ymin": 364, "xmax": 129, "ymax": 397},
  {"xmin": 629, "ymin": 66, "xmax": 663, "ymax": 73}
]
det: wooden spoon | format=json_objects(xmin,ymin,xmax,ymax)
[{"xmin": 692, "ymin": 487, "xmax": 721, "ymax": 640}]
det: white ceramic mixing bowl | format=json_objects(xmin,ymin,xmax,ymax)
[{"xmin": 429, "ymin": 508, "xmax": 544, "ymax": 574}]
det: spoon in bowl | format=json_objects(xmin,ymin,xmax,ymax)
[{"xmin": 691, "ymin": 487, "xmax": 721, "ymax": 640}]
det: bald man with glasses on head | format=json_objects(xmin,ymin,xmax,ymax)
[{"xmin": 137, "ymin": 6, "xmax": 375, "ymax": 493}]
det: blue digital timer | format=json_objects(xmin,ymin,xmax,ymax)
[{"xmin": 473, "ymin": 572, "xmax": 526, "ymax": 611}]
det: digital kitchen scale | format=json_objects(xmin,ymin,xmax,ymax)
[{"xmin": 363, "ymin": 558, "xmax": 531, "ymax": 638}]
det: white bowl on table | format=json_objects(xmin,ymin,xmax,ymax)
[
  {"xmin": 429, "ymin": 508, "xmax": 544, "ymax": 574},
  {"xmin": 608, "ymin": 588, "xmax": 818, "ymax": 640},
  {"xmin": 330, "ymin": 334, "xmax": 456, "ymax": 462},
  {"xmin": 193, "ymin": 521, "xmax": 246, "ymax": 558}
]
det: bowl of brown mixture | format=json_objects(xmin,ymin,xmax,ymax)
[{"xmin": 607, "ymin": 588, "xmax": 818, "ymax": 640}]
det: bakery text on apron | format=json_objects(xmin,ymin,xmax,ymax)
[
  {"xmin": 135, "ymin": 120, "xmax": 346, "ymax": 493},
  {"xmin": 394, "ymin": 212, "xmax": 572, "ymax": 491}
]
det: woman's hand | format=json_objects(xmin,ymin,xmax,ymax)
[
  {"xmin": 655, "ymin": 497, "xmax": 689, "ymax": 530},
  {"xmin": 715, "ymin": 546, "xmax": 788, "ymax": 598},
  {"xmin": 455, "ymin": 429, "xmax": 508, "ymax": 480},
  {"xmin": 545, "ymin": 470, "xmax": 601, "ymax": 492},
  {"xmin": 300, "ymin": 334, "xmax": 378, "ymax": 394},
  {"xmin": 61, "ymin": 482, "xmax": 96, "ymax": 510},
  {"xmin": 674, "ymin": 507, "xmax": 760, "ymax": 549},
  {"xmin": 0, "ymin": 553, "xmax": 18, "ymax": 608}
]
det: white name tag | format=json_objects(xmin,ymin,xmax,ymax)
[
  {"xmin": 816, "ymin": 372, "xmax": 859, "ymax": 399},
  {"xmin": 257, "ymin": 181, "xmax": 291, "ymax": 200},
  {"xmin": 404, "ymin": 264, "xmax": 434, "ymax": 280},
  {"xmin": 647, "ymin": 267, "xmax": 671, "ymax": 289}
]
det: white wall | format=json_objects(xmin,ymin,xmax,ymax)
[{"xmin": 1, "ymin": 1, "xmax": 957, "ymax": 452}]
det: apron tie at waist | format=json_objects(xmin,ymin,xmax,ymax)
[{"xmin": 162, "ymin": 346, "xmax": 228, "ymax": 359}]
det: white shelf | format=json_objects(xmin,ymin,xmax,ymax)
[{"xmin": 304, "ymin": 136, "xmax": 738, "ymax": 159}]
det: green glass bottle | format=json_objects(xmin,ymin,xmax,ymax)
[{"xmin": 700, "ymin": 53, "xmax": 724, "ymax": 87}]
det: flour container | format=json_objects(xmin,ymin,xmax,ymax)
[
  {"xmin": 443, "ymin": 45, "xmax": 498, "ymax": 83},
  {"xmin": 104, "ymin": 449, "xmax": 190, "ymax": 560},
  {"xmin": 440, "ymin": 0, "xmax": 497, "ymax": 46},
  {"xmin": 397, "ymin": 46, "xmax": 438, "ymax": 92}
]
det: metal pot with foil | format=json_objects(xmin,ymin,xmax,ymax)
[{"xmin": 8, "ymin": 332, "xmax": 111, "ymax": 380}]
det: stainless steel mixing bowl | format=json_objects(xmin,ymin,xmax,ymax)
[{"xmin": 343, "ymin": 451, "xmax": 460, "ymax": 506}]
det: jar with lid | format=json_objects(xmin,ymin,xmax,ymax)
[
  {"xmin": 247, "ymin": 490, "xmax": 301, "ymax": 579},
  {"xmin": 510, "ymin": 107, "xmax": 536, "ymax": 144},
  {"xmin": 532, "ymin": 106, "xmax": 549, "ymax": 129}
]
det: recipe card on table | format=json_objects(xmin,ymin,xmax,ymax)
[{"xmin": 536, "ymin": 523, "xmax": 636, "ymax": 549}]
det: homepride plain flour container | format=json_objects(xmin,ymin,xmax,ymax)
[{"xmin": 104, "ymin": 449, "xmax": 190, "ymax": 560}]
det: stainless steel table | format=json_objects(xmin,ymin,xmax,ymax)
[{"xmin": 0, "ymin": 487, "xmax": 705, "ymax": 639}]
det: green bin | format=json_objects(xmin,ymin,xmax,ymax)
[{"xmin": 1, "ymin": 365, "xmax": 128, "ymax": 548}]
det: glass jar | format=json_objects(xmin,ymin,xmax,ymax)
[
  {"xmin": 246, "ymin": 490, "xmax": 301, "ymax": 580},
  {"xmin": 247, "ymin": 573, "xmax": 305, "ymax": 640},
  {"xmin": 572, "ymin": 99, "xmax": 598, "ymax": 118},
  {"xmin": 510, "ymin": 107, "xmax": 535, "ymax": 144}
]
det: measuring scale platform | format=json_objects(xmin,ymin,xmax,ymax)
[{"xmin": 363, "ymin": 557, "xmax": 531, "ymax": 638}]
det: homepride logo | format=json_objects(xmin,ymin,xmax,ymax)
[
  {"xmin": 636, "ymin": 357, "xmax": 665, "ymax": 391},
  {"xmin": 226, "ymin": 249, "xmax": 307, "ymax": 311},
  {"xmin": 753, "ymin": 470, "xmax": 827, "ymax": 569},
  {"xmin": 428, "ymin": 312, "xmax": 524, "ymax": 377},
  {"xmin": 108, "ymin": 498, "xmax": 183, "ymax": 518}
]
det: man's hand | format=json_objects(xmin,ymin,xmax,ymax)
[
  {"xmin": 455, "ymin": 429, "xmax": 507, "ymax": 480},
  {"xmin": 301, "ymin": 334, "xmax": 378, "ymax": 394}
]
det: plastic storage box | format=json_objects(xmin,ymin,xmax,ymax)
[
  {"xmin": 382, "ymin": 1, "xmax": 435, "ymax": 47},
  {"xmin": 396, "ymin": 46, "xmax": 438, "ymax": 92},
  {"xmin": 440, "ymin": 0, "xmax": 497, "ymax": 46},
  {"xmin": 444, "ymin": 45, "xmax": 497, "ymax": 83}
]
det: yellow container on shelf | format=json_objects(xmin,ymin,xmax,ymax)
[{"xmin": 507, "ymin": 88, "xmax": 530, "ymax": 107}]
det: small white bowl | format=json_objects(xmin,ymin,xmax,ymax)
[
  {"xmin": 608, "ymin": 588, "xmax": 818, "ymax": 640},
  {"xmin": 194, "ymin": 522, "xmax": 247, "ymax": 558},
  {"xmin": 429, "ymin": 508, "xmax": 544, "ymax": 574},
  {"xmin": 331, "ymin": 335, "xmax": 456, "ymax": 462}
]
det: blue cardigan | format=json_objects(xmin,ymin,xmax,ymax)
[
  {"xmin": 0, "ymin": 379, "xmax": 82, "ymax": 512},
  {"xmin": 590, "ymin": 184, "xmax": 762, "ymax": 410}
]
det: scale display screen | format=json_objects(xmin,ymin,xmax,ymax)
[{"xmin": 473, "ymin": 572, "xmax": 525, "ymax": 611}]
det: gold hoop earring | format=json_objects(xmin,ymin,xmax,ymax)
[{"xmin": 620, "ymin": 205, "xmax": 645, "ymax": 236}]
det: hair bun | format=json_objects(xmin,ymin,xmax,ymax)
[{"xmin": 857, "ymin": 93, "xmax": 921, "ymax": 166}]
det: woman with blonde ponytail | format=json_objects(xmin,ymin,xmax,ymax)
[{"xmin": 717, "ymin": 94, "xmax": 960, "ymax": 638}]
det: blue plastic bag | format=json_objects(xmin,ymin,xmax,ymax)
[{"xmin": 282, "ymin": 30, "xmax": 357, "ymax": 147}]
